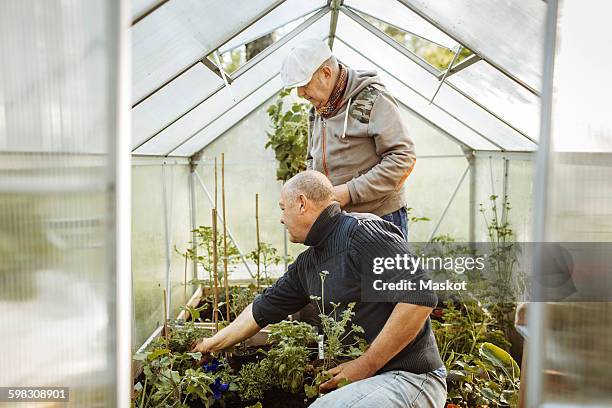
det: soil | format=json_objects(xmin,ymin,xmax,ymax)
[{"xmin": 226, "ymin": 345, "xmax": 270, "ymax": 371}]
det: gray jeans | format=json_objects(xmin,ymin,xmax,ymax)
[{"xmin": 310, "ymin": 369, "xmax": 447, "ymax": 408}]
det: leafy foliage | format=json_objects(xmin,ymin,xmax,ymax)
[
  {"xmin": 133, "ymin": 323, "xmax": 233, "ymax": 407},
  {"xmin": 266, "ymin": 89, "xmax": 309, "ymax": 181},
  {"xmin": 267, "ymin": 320, "xmax": 318, "ymax": 347},
  {"xmin": 176, "ymin": 225, "xmax": 241, "ymax": 292},
  {"xmin": 265, "ymin": 344, "xmax": 310, "ymax": 393},
  {"xmin": 237, "ymin": 360, "xmax": 273, "ymax": 401},
  {"xmin": 433, "ymin": 301, "xmax": 520, "ymax": 407},
  {"xmin": 311, "ymin": 271, "xmax": 367, "ymax": 371},
  {"xmin": 231, "ymin": 285, "xmax": 257, "ymax": 321},
  {"xmin": 248, "ymin": 241, "xmax": 284, "ymax": 288},
  {"xmin": 447, "ymin": 343, "xmax": 520, "ymax": 407}
]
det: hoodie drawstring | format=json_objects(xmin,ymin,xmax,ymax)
[{"xmin": 342, "ymin": 97, "xmax": 352, "ymax": 139}]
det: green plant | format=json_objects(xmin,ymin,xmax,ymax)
[
  {"xmin": 172, "ymin": 322, "xmax": 214, "ymax": 353},
  {"xmin": 266, "ymin": 89, "xmax": 309, "ymax": 182},
  {"xmin": 134, "ymin": 350, "xmax": 215, "ymax": 408},
  {"xmin": 479, "ymin": 195, "xmax": 523, "ymax": 346},
  {"xmin": 248, "ymin": 241, "xmax": 283, "ymax": 288},
  {"xmin": 267, "ymin": 320, "xmax": 317, "ymax": 347},
  {"xmin": 310, "ymin": 271, "xmax": 367, "ymax": 371},
  {"xmin": 405, "ymin": 206, "xmax": 431, "ymax": 226},
  {"xmin": 479, "ymin": 195, "xmax": 522, "ymax": 301},
  {"xmin": 237, "ymin": 360, "xmax": 273, "ymax": 401},
  {"xmin": 447, "ymin": 343, "xmax": 520, "ymax": 407},
  {"xmin": 176, "ymin": 225, "xmax": 241, "ymax": 292},
  {"xmin": 266, "ymin": 344, "xmax": 310, "ymax": 393},
  {"xmin": 231, "ymin": 286, "xmax": 257, "ymax": 320},
  {"xmin": 432, "ymin": 302, "xmax": 510, "ymax": 369},
  {"xmin": 133, "ymin": 322, "xmax": 225, "ymax": 407}
]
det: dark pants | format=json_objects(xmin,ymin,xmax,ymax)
[{"xmin": 381, "ymin": 207, "xmax": 408, "ymax": 240}]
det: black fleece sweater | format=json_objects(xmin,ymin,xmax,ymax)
[{"xmin": 252, "ymin": 203, "xmax": 443, "ymax": 374}]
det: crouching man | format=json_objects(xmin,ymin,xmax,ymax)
[{"xmin": 192, "ymin": 171, "xmax": 447, "ymax": 407}]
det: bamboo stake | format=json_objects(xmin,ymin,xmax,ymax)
[
  {"xmin": 214, "ymin": 157, "xmax": 218, "ymax": 210},
  {"xmin": 183, "ymin": 252, "xmax": 187, "ymax": 307},
  {"xmin": 162, "ymin": 288, "xmax": 168, "ymax": 339},
  {"xmin": 255, "ymin": 193, "xmax": 261, "ymax": 291},
  {"xmin": 222, "ymin": 153, "xmax": 230, "ymax": 321},
  {"xmin": 212, "ymin": 208, "xmax": 219, "ymax": 333}
]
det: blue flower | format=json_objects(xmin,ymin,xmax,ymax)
[
  {"xmin": 202, "ymin": 358, "xmax": 221, "ymax": 372},
  {"xmin": 211, "ymin": 377, "xmax": 229, "ymax": 400}
]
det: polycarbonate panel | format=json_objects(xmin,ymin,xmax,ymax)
[
  {"xmin": 172, "ymin": 76, "xmax": 283, "ymax": 156},
  {"xmin": 0, "ymin": 4, "xmax": 109, "ymax": 153},
  {"xmin": 335, "ymin": 13, "xmax": 438, "ymax": 97},
  {"xmin": 132, "ymin": 0, "xmax": 282, "ymax": 103},
  {"xmin": 135, "ymin": 13, "xmax": 330, "ymax": 156},
  {"xmin": 436, "ymin": 83, "xmax": 536, "ymax": 151},
  {"xmin": 132, "ymin": 64, "xmax": 223, "ymax": 149},
  {"xmin": 0, "ymin": 0, "xmax": 118, "ymax": 405},
  {"xmin": 401, "ymin": 0, "xmax": 545, "ymax": 92},
  {"xmin": 550, "ymin": 1, "xmax": 612, "ymax": 154},
  {"xmin": 448, "ymin": 61, "xmax": 540, "ymax": 140},
  {"xmin": 345, "ymin": 0, "xmax": 457, "ymax": 49},
  {"xmin": 336, "ymin": 14, "xmax": 532, "ymax": 151},
  {"xmin": 535, "ymin": 1, "xmax": 612, "ymax": 405},
  {"xmin": 334, "ymin": 39, "xmax": 498, "ymax": 151},
  {"xmin": 220, "ymin": 0, "xmax": 325, "ymax": 52}
]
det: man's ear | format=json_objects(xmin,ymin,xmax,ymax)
[
  {"xmin": 319, "ymin": 65, "xmax": 333, "ymax": 80},
  {"xmin": 297, "ymin": 194, "xmax": 308, "ymax": 214}
]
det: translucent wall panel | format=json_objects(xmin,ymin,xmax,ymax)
[
  {"xmin": 136, "ymin": 12, "xmax": 330, "ymax": 156},
  {"xmin": 472, "ymin": 153, "xmax": 534, "ymax": 242},
  {"xmin": 436, "ymin": 83, "xmax": 536, "ymax": 151},
  {"xmin": 336, "ymin": 13, "xmax": 536, "ymax": 151},
  {"xmin": 333, "ymin": 38, "xmax": 498, "ymax": 151},
  {"xmin": 132, "ymin": 162, "xmax": 193, "ymax": 349},
  {"xmin": 132, "ymin": 64, "xmax": 224, "ymax": 149},
  {"xmin": 400, "ymin": 113, "xmax": 470, "ymax": 241},
  {"xmin": 0, "ymin": 1, "xmax": 119, "ymax": 405},
  {"xmin": 0, "ymin": 3, "xmax": 110, "ymax": 153},
  {"xmin": 172, "ymin": 76, "xmax": 282, "ymax": 156},
  {"xmin": 220, "ymin": 0, "xmax": 326, "ymax": 52},
  {"xmin": 345, "ymin": 0, "xmax": 457, "ymax": 49},
  {"xmin": 448, "ymin": 61, "xmax": 540, "ymax": 140},
  {"xmin": 400, "ymin": 0, "xmax": 545, "ymax": 93},
  {"xmin": 534, "ymin": 1, "xmax": 612, "ymax": 404},
  {"xmin": 132, "ymin": 0, "xmax": 282, "ymax": 103}
]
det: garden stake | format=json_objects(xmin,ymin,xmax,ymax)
[
  {"xmin": 255, "ymin": 193, "xmax": 261, "ymax": 291},
  {"xmin": 214, "ymin": 156, "xmax": 218, "ymax": 210},
  {"xmin": 212, "ymin": 208, "xmax": 220, "ymax": 333},
  {"xmin": 183, "ymin": 250, "xmax": 187, "ymax": 308},
  {"xmin": 162, "ymin": 288, "xmax": 168, "ymax": 340},
  {"xmin": 222, "ymin": 153, "xmax": 230, "ymax": 321}
]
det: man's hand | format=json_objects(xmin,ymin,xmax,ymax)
[
  {"xmin": 319, "ymin": 355, "xmax": 378, "ymax": 392},
  {"xmin": 333, "ymin": 184, "xmax": 351, "ymax": 207},
  {"xmin": 191, "ymin": 338, "xmax": 214, "ymax": 354}
]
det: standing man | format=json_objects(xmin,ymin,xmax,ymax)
[{"xmin": 280, "ymin": 39, "xmax": 415, "ymax": 238}]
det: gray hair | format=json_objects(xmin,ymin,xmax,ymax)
[{"xmin": 283, "ymin": 170, "xmax": 334, "ymax": 205}]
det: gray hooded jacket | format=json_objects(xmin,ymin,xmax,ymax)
[{"xmin": 306, "ymin": 68, "xmax": 416, "ymax": 216}]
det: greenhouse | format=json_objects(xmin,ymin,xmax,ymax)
[{"xmin": 1, "ymin": 0, "xmax": 611, "ymax": 407}]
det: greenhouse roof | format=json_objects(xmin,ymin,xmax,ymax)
[{"xmin": 131, "ymin": 0, "xmax": 545, "ymax": 157}]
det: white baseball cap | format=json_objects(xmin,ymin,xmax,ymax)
[{"xmin": 280, "ymin": 39, "xmax": 332, "ymax": 88}]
